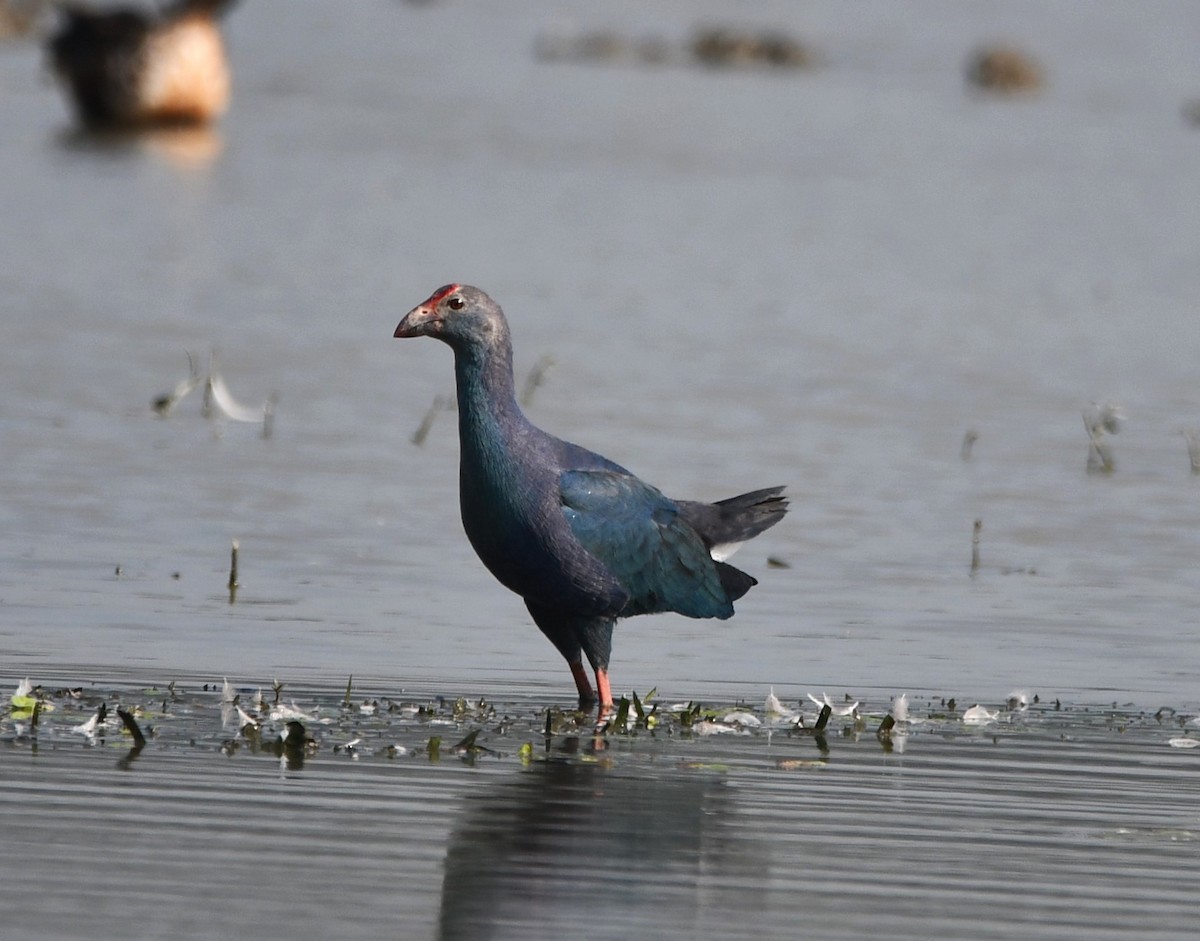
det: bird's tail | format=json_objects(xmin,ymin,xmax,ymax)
[
  {"xmin": 678, "ymin": 485, "xmax": 788, "ymax": 560},
  {"xmin": 716, "ymin": 562, "xmax": 757, "ymax": 604},
  {"xmin": 712, "ymin": 486, "xmax": 788, "ymax": 540}
]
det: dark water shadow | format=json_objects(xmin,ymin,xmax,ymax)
[{"xmin": 437, "ymin": 747, "xmax": 769, "ymax": 941}]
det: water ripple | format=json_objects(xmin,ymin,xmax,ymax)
[{"xmin": 1, "ymin": 678, "xmax": 1195, "ymax": 940}]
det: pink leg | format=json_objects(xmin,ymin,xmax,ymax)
[
  {"xmin": 595, "ymin": 668, "xmax": 613, "ymax": 710},
  {"xmin": 569, "ymin": 661, "xmax": 596, "ymax": 706}
]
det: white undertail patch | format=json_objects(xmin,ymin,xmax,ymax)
[{"xmin": 709, "ymin": 541, "xmax": 743, "ymax": 562}]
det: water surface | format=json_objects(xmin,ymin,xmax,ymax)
[
  {"xmin": 2, "ymin": 677, "xmax": 1196, "ymax": 940},
  {"xmin": 1, "ymin": 1, "xmax": 1199, "ymax": 937}
]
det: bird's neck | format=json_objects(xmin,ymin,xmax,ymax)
[{"xmin": 453, "ymin": 339, "xmax": 528, "ymax": 469}]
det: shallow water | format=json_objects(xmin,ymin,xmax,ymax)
[
  {"xmin": 2, "ymin": 0, "xmax": 1199, "ymax": 937},
  {"xmin": 2, "ymin": 677, "xmax": 1197, "ymax": 941}
]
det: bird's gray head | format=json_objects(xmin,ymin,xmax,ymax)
[{"xmin": 394, "ymin": 284, "xmax": 506, "ymax": 349}]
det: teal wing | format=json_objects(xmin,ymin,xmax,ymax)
[{"xmin": 559, "ymin": 469, "xmax": 734, "ymax": 619}]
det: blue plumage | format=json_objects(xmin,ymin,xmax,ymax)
[
  {"xmin": 560, "ymin": 470, "xmax": 734, "ymax": 620},
  {"xmin": 395, "ymin": 284, "xmax": 787, "ymax": 709}
]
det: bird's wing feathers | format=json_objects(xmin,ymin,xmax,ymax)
[{"xmin": 559, "ymin": 469, "xmax": 735, "ymax": 619}]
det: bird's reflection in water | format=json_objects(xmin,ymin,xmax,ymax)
[
  {"xmin": 438, "ymin": 742, "xmax": 767, "ymax": 941},
  {"xmin": 57, "ymin": 124, "xmax": 223, "ymax": 170}
]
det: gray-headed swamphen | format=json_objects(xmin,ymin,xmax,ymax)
[{"xmin": 394, "ymin": 284, "xmax": 787, "ymax": 710}]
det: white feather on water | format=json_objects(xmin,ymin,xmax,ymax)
[
  {"xmin": 962, "ymin": 704, "xmax": 999, "ymax": 724},
  {"xmin": 808, "ymin": 691, "xmax": 859, "ymax": 717},
  {"xmin": 205, "ymin": 371, "xmax": 269, "ymax": 424}
]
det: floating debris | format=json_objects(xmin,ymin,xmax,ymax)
[
  {"xmin": 11, "ymin": 677, "xmax": 36, "ymax": 710},
  {"xmin": 450, "ymin": 729, "xmax": 490, "ymax": 756},
  {"xmin": 960, "ymin": 428, "xmax": 978, "ymax": 461},
  {"xmin": 1006, "ymin": 689, "xmax": 1032, "ymax": 711},
  {"xmin": 1181, "ymin": 429, "xmax": 1200, "ymax": 474},
  {"xmin": 691, "ymin": 720, "xmax": 747, "ymax": 736},
  {"xmin": 117, "ymin": 707, "xmax": 147, "ymax": 747},
  {"xmin": 966, "ymin": 45, "xmax": 1043, "ymax": 94},
  {"xmin": 879, "ymin": 695, "xmax": 917, "ymax": 752},
  {"xmin": 204, "ymin": 356, "xmax": 275, "ymax": 433},
  {"xmin": 269, "ymin": 701, "xmax": 314, "ymax": 722},
  {"xmin": 807, "ymin": 691, "xmax": 859, "ymax": 717},
  {"xmin": 875, "ymin": 711, "xmax": 910, "ymax": 753},
  {"xmin": 764, "ymin": 687, "xmax": 794, "ymax": 717},
  {"xmin": 720, "ymin": 710, "xmax": 762, "ymax": 729},
  {"xmin": 155, "ymin": 349, "xmax": 276, "ymax": 437},
  {"xmin": 411, "ymin": 394, "xmax": 453, "ymax": 446},
  {"xmin": 519, "ymin": 354, "xmax": 556, "ymax": 407},
  {"xmin": 235, "ymin": 705, "xmax": 259, "ymax": 729},
  {"xmin": 5, "ymin": 682, "xmax": 1197, "ymax": 776},
  {"xmin": 533, "ymin": 31, "xmax": 666, "ymax": 66},
  {"xmin": 962, "ymin": 704, "xmax": 999, "ymax": 725},
  {"xmin": 152, "ymin": 351, "xmax": 201, "ymax": 415},
  {"xmin": 691, "ymin": 27, "xmax": 812, "ymax": 70},
  {"xmin": 205, "ymin": 371, "xmax": 264, "ymax": 423},
  {"xmin": 73, "ymin": 702, "xmax": 109, "ymax": 738},
  {"xmin": 776, "ymin": 757, "xmax": 827, "ymax": 771},
  {"xmin": 227, "ymin": 540, "xmax": 239, "ymax": 602},
  {"xmin": 970, "ymin": 519, "xmax": 982, "ymax": 576},
  {"xmin": 534, "ymin": 26, "xmax": 812, "ymax": 71},
  {"xmin": 1083, "ymin": 400, "xmax": 1122, "ymax": 474}
]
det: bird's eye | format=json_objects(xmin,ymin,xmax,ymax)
[{"xmin": 447, "ymin": 296, "xmax": 465, "ymax": 311}]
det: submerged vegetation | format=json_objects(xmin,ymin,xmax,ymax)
[{"xmin": 4, "ymin": 676, "xmax": 1197, "ymax": 772}]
